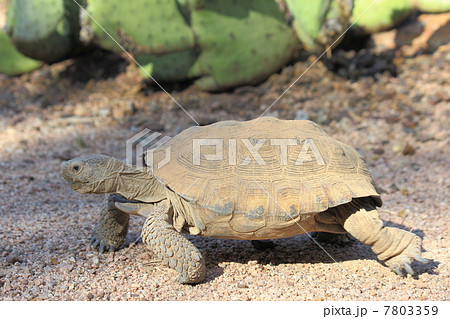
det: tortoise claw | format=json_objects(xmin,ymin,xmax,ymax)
[
  {"xmin": 90, "ymin": 237, "xmax": 119, "ymax": 253},
  {"xmin": 392, "ymin": 265, "xmax": 404, "ymax": 276},
  {"xmin": 404, "ymin": 263, "xmax": 414, "ymax": 275},
  {"xmin": 90, "ymin": 238, "xmax": 101, "ymax": 250},
  {"xmin": 99, "ymin": 242, "xmax": 107, "ymax": 253},
  {"xmin": 386, "ymin": 253, "xmax": 427, "ymax": 276},
  {"xmin": 414, "ymin": 254, "xmax": 428, "ymax": 264}
]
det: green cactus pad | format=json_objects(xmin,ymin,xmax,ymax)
[
  {"xmin": 6, "ymin": 0, "xmax": 85, "ymax": 62},
  {"xmin": 190, "ymin": 0, "xmax": 298, "ymax": 90},
  {"xmin": 415, "ymin": 0, "xmax": 450, "ymax": 12},
  {"xmin": 285, "ymin": 0, "xmax": 352, "ymax": 51},
  {"xmin": 285, "ymin": 0, "xmax": 330, "ymax": 50},
  {"xmin": 352, "ymin": 0, "xmax": 413, "ymax": 33},
  {"xmin": 136, "ymin": 50, "xmax": 198, "ymax": 81},
  {"xmin": 0, "ymin": 31, "xmax": 43, "ymax": 75},
  {"xmin": 85, "ymin": 0, "xmax": 195, "ymax": 55}
]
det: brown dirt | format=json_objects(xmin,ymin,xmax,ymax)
[{"xmin": 0, "ymin": 12, "xmax": 449, "ymax": 301}]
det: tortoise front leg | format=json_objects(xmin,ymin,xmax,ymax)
[
  {"xmin": 140, "ymin": 206, "xmax": 206, "ymax": 284},
  {"xmin": 337, "ymin": 199, "xmax": 427, "ymax": 275},
  {"xmin": 91, "ymin": 194, "xmax": 130, "ymax": 253}
]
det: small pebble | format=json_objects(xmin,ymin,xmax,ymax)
[
  {"xmin": 295, "ymin": 109, "xmax": 310, "ymax": 120},
  {"xmin": 237, "ymin": 282, "xmax": 248, "ymax": 288},
  {"xmin": 6, "ymin": 255, "xmax": 23, "ymax": 265},
  {"xmin": 402, "ymin": 143, "xmax": 416, "ymax": 155}
]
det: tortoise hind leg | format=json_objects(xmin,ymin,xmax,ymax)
[
  {"xmin": 138, "ymin": 205, "xmax": 206, "ymax": 284},
  {"xmin": 91, "ymin": 194, "xmax": 130, "ymax": 253},
  {"xmin": 312, "ymin": 209, "xmax": 353, "ymax": 245},
  {"xmin": 337, "ymin": 198, "xmax": 427, "ymax": 275}
]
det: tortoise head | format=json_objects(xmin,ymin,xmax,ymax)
[
  {"xmin": 61, "ymin": 154, "xmax": 166, "ymax": 202},
  {"xmin": 60, "ymin": 154, "xmax": 123, "ymax": 194}
]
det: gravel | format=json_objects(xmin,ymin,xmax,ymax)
[{"xmin": 0, "ymin": 11, "xmax": 449, "ymax": 301}]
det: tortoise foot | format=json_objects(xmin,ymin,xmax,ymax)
[
  {"xmin": 340, "ymin": 201, "xmax": 427, "ymax": 276},
  {"xmin": 384, "ymin": 235, "xmax": 427, "ymax": 276},
  {"xmin": 90, "ymin": 235, "xmax": 120, "ymax": 253},
  {"xmin": 91, "ymin": 194, "xmax": 130, "ymax": 253}
]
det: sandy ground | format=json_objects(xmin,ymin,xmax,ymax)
[{"xmin": 0, "ymin": 11, "xmax": 449, "ymax": 300}]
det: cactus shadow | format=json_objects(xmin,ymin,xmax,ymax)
[
  {"xmin": 59, "ymin": 49, "xmax": 127, "ymax": 83},
  {"xmin": 322, "ymin": 47, "xmax": 397, "ymax": 80},
  {"xmin": 426, "ymin": 19, "xmax": 450, "ymax": 53}
]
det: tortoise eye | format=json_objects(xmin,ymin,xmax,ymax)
[{"xmin": 73, "ymin": 165, "xmax": 80, "ymax": 172}]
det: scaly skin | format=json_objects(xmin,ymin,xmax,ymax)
[
  {"xmin": 336, "ymin": 198, "xmax": 427, "ymax": 276},
  {"xmin": 90, "ymin": 194, "xmax": 130, "ymax": 253},
  {"xmin": 140, "ymin": 205, "xmax": 206, "ymax": 284}
]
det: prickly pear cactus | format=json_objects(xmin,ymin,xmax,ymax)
[
  {"xmin": 0, "ymin": 31, "xmax": 43, "ymax": 75},
  {"xmin": 351, "ymin": 0, "xmax": 412, "ymax": 33},
  {"xmin": 352, "ymin": 0, "xmax": 450, "ymax": 33},
  {"xmin": 84, "ymin": 0, "xmax": 298, "ymax": 90},
  {"xmin": 189, "ymin": 0, "xmax": 298, "ymax": 90},
  {"xmin": 80, "ymin": 0, "xmax": 450, "ymax": 90},
  {"xmin": 137, "ymin": 50, "xmax": 198, "ymax": 82},
  {"xmin": 84, "ymin": 0, "xmax": 195, "ymax": 54},
  {"xmin": 3, "ymin": 0, "xmax": 450, "ymax": 89},
  {"xmin": 5, "ymin": 0, "xmax": 85, "ymax": 62},
  {"xmin": 285, "ymin": 0, "xmax": 353, "ymax": 51},
  {"xmin": 83, "ymin": 0, "xmax": 198, "ymax": 81},
  {"xmin": 416, "ymin": 0, "xmax": 450, "ymax": 12}
]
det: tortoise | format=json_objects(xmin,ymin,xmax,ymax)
[{"xmin": 60, "ymin": 117, "xmax": 426, "ymax": 283}]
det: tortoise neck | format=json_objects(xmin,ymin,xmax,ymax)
[{"xmin": 95, "ymin": 159, "xmax": 167, "ymax": 202}]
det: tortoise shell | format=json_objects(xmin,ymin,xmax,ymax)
[{"xmin": 149, "ymin": 117, "xmax": 381, "ymax": 239}]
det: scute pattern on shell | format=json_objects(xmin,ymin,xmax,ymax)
[{"xmin": 151, "ymin": 117, "xmax": 381, "ymax": 235}]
